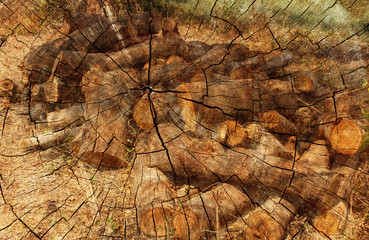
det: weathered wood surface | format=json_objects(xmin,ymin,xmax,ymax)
[{"xmin": 1, "ymin": 5, "xmax": 367, "ymax": 240}]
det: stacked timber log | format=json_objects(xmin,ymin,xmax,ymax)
[{"xmin": 18, "ymin": 9, "xmax": 366, "ymax": 240}]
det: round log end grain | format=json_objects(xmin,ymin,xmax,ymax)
[
  {"xmin": 217, "ymin": 120, "xmax": 246, "ymax": 147},
  {"xmin": 133, "ymin": 93, "xmax": 155, "ymax": 131},
  {"xmin": 142, "ymin": 59, "xmax": 166, "ymax": 70},
  {"xmin": 0, "ymin": 79, "xmax": 14, "ymax": 92},
  {"xmin": 166, "ymin": 55, "xmax": 184, "ymax": 65},
  {"xmin": 292, "ymin": 72, "xmax": 314, "ymax": 93},
  {"xmin": 329, "ymin": 119, "xmax": 363, "ymax": 155},
  {"xmin": 140, "ymin": 207, "xmax": 174, "ymax": 237}
]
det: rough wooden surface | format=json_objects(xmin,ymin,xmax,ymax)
[{"xmin": 0, "ymin": 2, "xmax": 368, "ymax": 240}]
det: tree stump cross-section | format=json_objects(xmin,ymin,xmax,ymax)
[{"xmin": 0, "ymin": 1, "xmax": 368, "ymax": 239}]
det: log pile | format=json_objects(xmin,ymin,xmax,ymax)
[{"xmin": 19, "ymin": 9, "xmax": 366, "ymax": 239}]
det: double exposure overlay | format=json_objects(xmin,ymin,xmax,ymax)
[{"xmin": 0, "ymin": 0, "xmax": 368, "ymax": 239}]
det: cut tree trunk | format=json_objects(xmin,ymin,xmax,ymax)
[
  {"xmin": 178, "ymin": 79, "xmax": 257, "ymax": 129},
  {"xmin": 22, "ymin": 37, "xmax": 70, "ymax": 84},
  {"xmin": 329, "ymin": 119, "xmax": 363, "ymax": 155},
  {"xmin": 138, "ymin": 62, "xmax": 197, "ymax": 88},
  {"xmin": 23, "ymin": 18, "xmax": 183, "ymax": 85},
  {"xmin": 165, "ymin": 55, "xmax": 184, "ymax": 65},
  {"xmin": 133, "ymin": 93, "xmax": 155, "ymax": 131},
  {"xmin": 133, "ymin": 91, "xmax": 181, "ymax": 131},
  {"xmin": 242, "ymin": 197, "xmax": 296, "ymax": 240},
  {"xmin": 194, "ymin": 44, "xmax": 228, "ymax": 70},
  {"xmin": 141, "ymin": 58, "xmax": 166, "ymax": 70},
  {"xmin": 258, "ymin": 79, "xmax": 299, "ymax": 115},
  {"xmin": 0, "ymin": 79, "xmax": 14, "ymax": 98},
  {"xmin": 229, "ymin": 65, "xmax": 256, "ymax": 79},
  {"xmin": 319, "ymin": 114, "xmax": 363, "ymax": 155},
  {"xmin": 140, "ymin": 123, "xmax": 294, "ymax": 191},
  {"xmin": 177, "ymin": 84, "xmax": 197, "ymax": 132},
  {"xmin": 243, "ymin": 123, "xmax": 293, "ymax": 159},
  {"xmin": 286, "ymin": 160, "xmax": 353, "ymax": 216},
  {"xmin": 65, "ymin": 10, "xmax": 175, "ymax": 53},
  {"xmin": 291, "ymin": 71, "xmax": 316, "ymax": 93},
  {"xmin": 229, "ymin": 55, "xmax": 265, "ymax": 79},
  {"xmin": 71, "ymin": 65, "xmax": 137, "ymax": 168},
  {"xmin": 46, "ymin": 105, "xmax": 84, "ymax": 130},
  {"xmin": 214, "ymin": 120, "xmax": 246, "ymax": 147},
  {"xmin": 297, "ymin": 140, "xmax": 329, "ymax": 168},
  {"xmin": 18, "ymin": 9, "xmax": 367, "ymax": 239},
  {"xmin": 262, "ymin": 50, "xmax": 294, "ymax": 78},
  {"xmin": 172, "ymin": 183, "xmax": 253, "ymax": 239},
  {"xmin": 284, "ymin": 136, "xmax": 299, "ymax": 158},
  {"xmin": 177, "ymin": 41, "xmax": 211, "ymax": 63},
  {"xmin": 20, "ymin": 127, "xmax": 81, "ymax": 152},
  {"xmin": 259, "ymin": 79, "xmax": 294, "ymax": 95},
  {"xmin": 133, "ymin": 162, "xmax": 175, "ymax": 237},
  {"xmin": 227, "ymin": 43, "xmax": 251, "ymax": 62},
  {"xmin": 312, "ymin": 200, "xmax": 349, "ymax": 236},
  {"xmin": 258, "ymin": 110, "xmax": 297, "ymax": 135}
]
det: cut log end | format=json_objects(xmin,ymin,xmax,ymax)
[
  {"xmin": 329, "ymin": 119, "xmax": 363, "ymax": 155},
  {"xmin": 292, "ymin": 72, "xmax": 314, "ymax": 93},
  {"xmin": 142, "ymin": 58, "xmax": 166, "ymax": 70},
  {"xmin": 217, "ymin": 120, "xmax": 246, "ymax": 147},
  {"xmin": 0, "ymin": 79, "xmax": 14, "ymax": 92},
  {"xmin": 312, "ymin": 201, "xmax": 348, "ymax": 236},
  {"xmin": 133, "ymin": 93, "xmax": 155, "ymax": 131},
  {"xmin": 166, "ymin": 55, "xmax": 184, "ymax": 65}
]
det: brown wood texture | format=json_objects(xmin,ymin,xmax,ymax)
[{"xmin": 0, "ymin": 3, "xmax": 368, "ymax": 240}]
